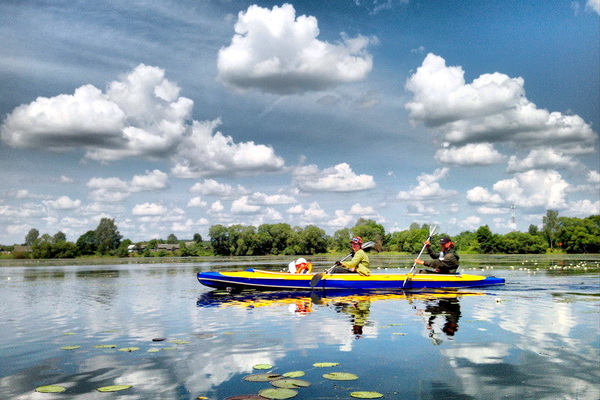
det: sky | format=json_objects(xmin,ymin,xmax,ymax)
[{"xmin": 0, "ymin": 0, "xmax": 599, "ymax": 245}]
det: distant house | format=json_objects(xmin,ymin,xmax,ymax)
[
  {"xmin": 155, "ymin": 244, "xmax": 180, "ymax": 252},
  {"xmin": 127, "ymin": 243, "xmax": 147, "ymax": 253}
]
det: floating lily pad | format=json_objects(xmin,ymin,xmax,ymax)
[
  {"xmin": 118, "ymin": 347, "xmax": 140, "ymax": 352},
  {"xmin": 223, "ymin": 396, "xmax": 264, "ymax": 400},
  {"xmin": 147, "ymin": 348, "xmax": 161, "ymax": 353},
  {"xmin": 96, "ymin": 385, "xmax": 132, "ymax": 392},
  {"xmin": 323, "ymin": 372, "xmax": 359, "ymax": 381},
  {"xmin": 271, "ymin": 379, "xmax": 311, "ymax": 388},
  {"xmin": 313, "ymin": 362, "xmax": 339, "ymax": 367},
  {"xmin": 161, "ymin": 347, "xmax": 177, "ymax": 351},
  {"xmin": 170, "ymin": 339, "xmax": 190, "ymax": 345},
  {"xmin": 350, "ymin": 391, "xmax": 384, "ymax": 398},
  {"xmin": 258, "ymin": 388, "xmax": 298, "ymax": 399},
  {"xmin": 192, "ymin": 333, "xmax": 217, "ymax": 339},
  {"xmin": 35, "ymin": 385, "xmax": 66, "ymax": 393},
  {"xmin": 282, "ymin": 371, "xmax": 305, "ymax": 378},
  {"xmin": 60, "ymin": 345, "xmax": 80, "ymax": 350},
  {"xmin": 243, "ymin": 373, "xmax": 281, "ymax": 382},
  {"xmin": 62, "ymin": 332, "xmax": 76, "ymax": 335},
  {"xmin": 94, "ymin": 344, "xmax": 117, "ymax": 348},
  {"xmin": 253, "ymin": 363, "xmax": 273, "ymax": 370}
]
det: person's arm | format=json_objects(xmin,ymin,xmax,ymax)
[{"xmin": 342, "ymin": 250, "xmax": 364, "ymax": 269}]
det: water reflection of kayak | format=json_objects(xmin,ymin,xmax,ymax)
[
  {"xmin": 197, "ymin": 268, "xmax": 505, "ymax": 291},
  {"xmin": 196, "ymin": 287, "xmax": 484, "ymax": 309}
]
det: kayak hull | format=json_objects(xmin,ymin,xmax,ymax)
[{"xmin": 197, "ymin": 269, "xmax": 505, "ymax": 291}]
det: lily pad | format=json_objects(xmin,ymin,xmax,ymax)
[
  {"xmin": 323, "ymin": 372, "xmax": 359, "ymax": 381},
  {"xmin": 170, "ymin": 339, "xmax": 190, "ymax": 345},
  {"xmin": 224, "ymin": 396, "xmax": 264, "ymax": 400},
  {"xmin": 35, "ymin": 385, "xmax": 66, "ymax": 393},
  {"xmin": 253, "ymin": 363, "xmax": 273, "ymax": 370},
  {"xmin": 271, "ymin": 379, "xmax": 311, "ymax": 388},
  {"xmin": 243, "ymin": 373, "xmax": 281, "ymax": 382},
  {"xmin": 350, "ymin": 391, "xmax": 384, "ymax": 398},
  {"xmin": 282, "ymin": 371, "xmax": 305, "ymax": 378},
  {"xmin": 62, "ymin": 332, "xmax": 76, "ymax": 335},
  {"xmin": 60, "ymin": 345, "xmax": 80, "ymax": 350},
  {"xmin": 97, "ymin": 385, "xmax": 132, "ymax": 392},
  {"xmin": 258, "ymin": 388, "xmax": 298, "ymax": 399},
  {"xmin": 118, "ymin": 347, "xmax": 140, "ymax": 352},
  {"xmin": 94, "ymin": 344, "xmax": 117, "ymax": 348},
  {"xmin": 147, "ymin": 348, "xmax": 161, "ymax": 353},
  {"xmin": 313, "ymin": 362, "xmax": 339, "ymax": 367}
]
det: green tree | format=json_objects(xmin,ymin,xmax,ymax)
[
  {"xmin": 193, "ymin": 233, "xmax": 203, "ymax": 243},
  {"xmin": 53, "ymin": 231, "xmax": 67, "ymax": 243},
  {"xmin": 475, "ymin": 225, "xmax": 499, "ymax": 253},
  {"xmin": 94, "ymin": 218, "xmax": 122, "ymax": 255},
  {"xmin": 542, "ymin": 209, "xmax": 560, "ymax": 250},
  {"xmin": 76, "ymin": 230, "xmax": 97, "ymax": 255},
  {"xmin": 332, "ymin": 228, "xmax": 352, "ymax": 251},
  {"xmin": 528, "ymin": 224, "xmax": 540, "ymax": 236},
  {"xmin": 557, "ymin": 215, "xmax": 600, "ymax": 253},
  {"xmin": 25, "ymin": 228, "xmax": 39, "ymax": 245},
  {"xmin": 352, "ymin": 218, "xmax": 385, "ymax": 251},
  {"xmin": 299, "ymin": 225, "xmax": 328, "ymax": 255},
  {"xmin": 209, "ymin": 224, "xmax": 230, "ymax": 256},
  {"xmin": 167, "ymin": 233, "xmax": 178, "ymax": 244}
]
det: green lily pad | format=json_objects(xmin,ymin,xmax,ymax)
[
  {"xmin": 147, "ymin": 348, "xmax": 161, "ymax": 353},
  {"xmin": 282, "ymin": 371, "xmax": 305, "ymax": 378},
  {"xmin": 258, "ymin": 388, "xmax": 298, "ymax": 399},
  {"xmin": 94, "ymin": 344, "xmax": 117, "ymax": 348},
  {"xmin": 169, "ymin": 339, "xmax": 190, "ymax": 345},
  {"xmin": 97, "ymin": 385, "xmax": 132, "ymax": 392},
  {"xmin": 117, "ymin": 347, "xmax": 140, "ymax": 352},
  {"xmin": 161, "ymin": 347, "xmax": 177, "ymax": 351},
  {"xmin": 35, "ymin": 385, "xmax": 66, "ymax": 393},
  {"xmin": 243, "ymin": 373, "xmax": 281, "ymax": 382},
  {"xmin": 323, "ymin": 372, "xmax": 359, "ymax": 381},
  {"xmin": 60, "ymin": 345, "xmax": 80, "ymax": 350},
  {"xmin": 350, "ymin": 391, "xmax": 384, "ymax": 398},
  {"xmin": 253, "ymin": 363, "xmax": 273, "ymax": 370},
  {"xmin": 63, "ymin": 332, "xmax": 76, "ymax": 335},
  {"xmin": 313, "ymin": 362, "xmax": 339, "ymax": 367},
  {"xmin": 271, "ymin": 379, "xmax": 311, "ymax": 388}
]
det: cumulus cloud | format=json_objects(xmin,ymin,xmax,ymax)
[
  {"xmin": 190, "ymin": 179, "xmax": 250, "ymax": 198},
  {"xmin": 469, "ymin": 169, "xmax": 570, "ymax": 210},
  {"xmin": 397, "ymin": 168, "xmax": 458, "ymax": 200},
  {"xmin": 435, "ymin": 143, "xmax": 505, "ymax": 166},
  {"xmin": 248, "ymin": 192, "xmax": 297, "ymax": 205},
  {"xmin": 293, "ymin": 163, "xmax": 376, "ymax": 192},
  {"xmin": 507, "ymin": 148, "xmax": 579, "ymax": 172},
  {"xmin": 217, "ymin": 3, "xmax": 374, "ymax": 94},
  {"xmin": 171, "ymin": 119, "xmax": 285, "ymax": 178},
  {"xmin": 1, "ymin": 64, "xmax": 286, "ymax": 177},
  {"xmin": 132, "ymin": 202, "xmax": 167, "ymax": 216},
  {"xmin": 187, "ymin": 197, "xmax": 207, "ymax": 208},
  {"xmin": 231, "ymin": 196, "xmax": 261, "ymax": 214},
  {"xmin": 44, "ymin": 196, "xmax": 82, "ymax": 210},
  {"xmin": 405, "ymin": 54, "xmax": 597, "ymax": 154},
  {"xmin": 587, "ymin": 0, "xmax": 600, "ymax": 14},
  {"xmin": 86, "ymin": 170, "xmax": 169, "ymax": 202}
]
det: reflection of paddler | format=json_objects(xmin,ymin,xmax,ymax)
[
  {"xmin": 335, "ymin": 300, "xmax": 371, "ymax": 339},
  {"xmin": 294, "ymin": 300, "xmax": 313, "ymax": 315},
  {"xmin": 424, "ymin": 297, "xmax": 461, "ymax": 337}
]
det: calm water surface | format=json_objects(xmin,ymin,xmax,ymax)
[{"xmin": 1, "ymin": 255, "xmax": 599, "ymax": 400}]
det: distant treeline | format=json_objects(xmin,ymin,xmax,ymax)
[{"xmin": 2, "ymin": 212, "xmax": 599, "ymax": 259}]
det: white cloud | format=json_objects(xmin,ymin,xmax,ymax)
[
  {"xmin": 435, "ymin": 143, "xmax": 505, "ymax": 166},
  {"xmin": 492, "ymin": 169, "xmax": 570, "ymax": 209},
  {"xmin": 565, "ymin": 199, "xmax": 600, "ymax": 215},
  {"xmin": 60, "ymin": 175, "xmax": 74, "ymax": 184},
  {"xmin": 187, "ymin": 197, "xmax": 207, "ymax": 208},
  {"xmin": 286, "ymin": 204, "xmax": 304, "ymax": 214},
  {"xmin": 231, "ymin": 196, "xmax": 261, "ymax": 214},
  {"xmin": 217, "ymin": 3, "xmax": 374, "ymax": 94},
  {"xmin": 466, "ymin": 186, "xmax": 505, "ymax": 205},
  {"xmin": 248, "ymin": 192, "xmax": 297, "ymax": 205},
  {"xmin": 477, "ymin": 206, "xmax": 507, "ymax": 215},
  {"xmin": 171, "ymin": 119, "xmax": 285, "ymax": 178},
  {"xmin": 324, "ymin": 209, "xmax": 354, "ymax": 228},
  {"xmin": 132, "ymin": 202, "xmax": 167, "ymax": 216},
  {"xmin": 293, "ymin": 163, "xmax": 376, "ymax": 192},
  {"xmin": 397, "ymin": 168, "xmax": 458, "ymax": 200},
  {"xmin": 190, "ymin": 179, "xmax": 250, "ymax": 198},
  {"xmin": 130, "ymin": 169, "xmax": 169, "ymax": 192},
  {"xmin": 1, "ymin": 65, "xmax": 286, "ymax": 178},
  {"xmin": 507, "ymin": 148, "xmax": 579, "ymax": 172},
  {"xmin": 299, "ymin": 201, "xmax": 329, "ymax": 223},
  {"xmin": 44, "ymin": 196, "xmax": 81, "ymax": 210},
  {"xmin": 405, "ymin": 54, "xmax": 597, "ymax": 153},
  {"xmin": 586, "ymin": 0, "xmax": 600, "ymax": 14},
  {"xmin": 209, "ymin": 200, "xmax": 225, "ymax": 213},
  {"xmin": 587, "ymin": 170, "xmax": 600, "ymax": 184}
]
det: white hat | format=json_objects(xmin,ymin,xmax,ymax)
[{"xmin": 296, "ymin": 258, "xmax": 307, "ymax": 265}]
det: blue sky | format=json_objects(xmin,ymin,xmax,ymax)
[{"xmin": 1, "ymin": 0, "xmax": 598, "ymax": 245}]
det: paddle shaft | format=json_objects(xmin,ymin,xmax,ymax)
[{"xmin": 402, "ymin": 226, "xmax": 437, "ymax": 288}]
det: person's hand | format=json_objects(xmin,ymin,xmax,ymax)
[
  {"xmin": 335, "ymin": 261, "xmax": 342, "ymax": 266},
  {"xmin": 414, "ymin": 259, "xmax": 424, "ymax": 265},
  {"xmin": 424, "ymin": 240, "xmax": 431, "ymax": 246}
]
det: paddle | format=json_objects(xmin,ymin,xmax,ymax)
[
  {"xmin": 310, "ymin": 241, "xmax": 376, "ymax": 288},
  {"xmin": 402, "ymin": 225, "xmax": 438, "ymax": 289}
]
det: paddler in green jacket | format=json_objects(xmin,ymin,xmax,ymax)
[
  {"xmin": 331, "ymin": 236, "xmax": 371, "ymax": 276},
  {"xmin": 415, "ymin": 236, "xmax": 459, "ymax": 274}
]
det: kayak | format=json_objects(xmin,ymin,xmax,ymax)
[{"xmin": 197, "ymin": 268, "xmax": 505, "ymax": 291}]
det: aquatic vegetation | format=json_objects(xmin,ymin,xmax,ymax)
[{"xmin": 35, "ymin": 385, "xmax": 66, "ymax": 393}]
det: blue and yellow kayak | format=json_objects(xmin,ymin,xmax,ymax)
[{"xmin": 197, "ymin": 268, "xmax": 505, "ymax": 291}]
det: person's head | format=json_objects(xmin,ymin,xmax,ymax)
[
  {"xmin": 350, "ymin": 236, "xmax": 362, "ymax": 250},
  {"xmin": 295, "ymin": 257, "xmax": 307, "ymax": 268},
  {"xmin": 439, "ymin": 236, "xmax": 454, "ymax": 249}
]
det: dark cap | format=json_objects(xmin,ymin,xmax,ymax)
[{"xmin": 439, "ymin": 236, "xmax": 452, "ymax": 244}]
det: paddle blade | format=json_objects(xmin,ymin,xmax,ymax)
[{"xmin": 310, "ymin": 273, "xmax": 324, "ymax": 288}]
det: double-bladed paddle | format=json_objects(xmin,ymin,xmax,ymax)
[
  {"xmin": 402, "ymin": 225, "xmax": 438, "ymax": 289},
  {"xmin": 310, "ymin": 240, "xmax": 376, "ymax": 288}
]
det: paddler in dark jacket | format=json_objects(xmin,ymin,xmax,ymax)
[{"xmin": 415, "ymin": 236, "xmax": 459, "ymax": 274}]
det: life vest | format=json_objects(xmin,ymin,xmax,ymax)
[{"xmin": 295, "ymin": 262, "xmax": 312, "ymax": 274}]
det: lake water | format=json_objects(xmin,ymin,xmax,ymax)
[{"xmin": 1, "ymin": 255, "xmax": 599, "ymax": 400}]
